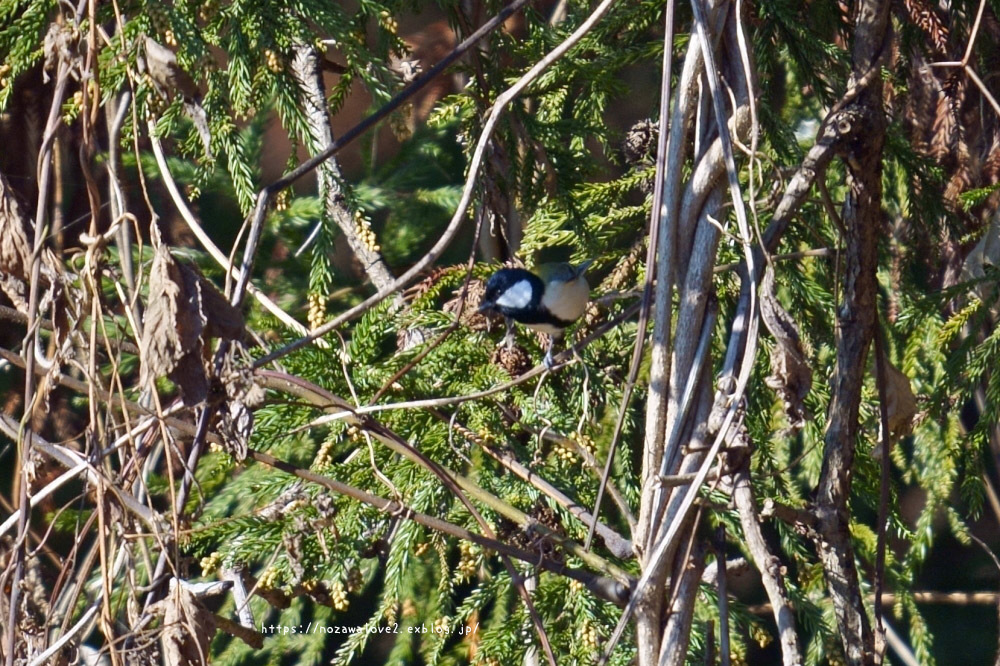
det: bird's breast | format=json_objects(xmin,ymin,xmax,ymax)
[{"xmin": 541, "ymin": 277, "xmax": 590, "ymax": 325}]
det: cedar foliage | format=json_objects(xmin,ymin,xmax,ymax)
[{"xmin": 1, "ymin": 0, "xmax": 1000, "ymax": 664}]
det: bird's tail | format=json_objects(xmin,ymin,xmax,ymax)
[{"xmin": 574, "ymin": 259, "xmax": 594, "ymax": 278}]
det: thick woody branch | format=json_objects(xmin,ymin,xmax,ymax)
[
  {"xmin": 290, "ymin": 45, "xmax": 396, "ymax": 293},
  {"xmin": 657, "ymin": 540, "xmax": 708, "ymax": 666},
  {"xmin": 639, "ymin": 0, "xmax": 727, "ymax": 555},
  {"xmin": 729, "ymin": 433, "xmax": 803, "ymax": 666},
  {"xmin": 811, "ymin": 0, "xmax": 891, "ymax": 662}
]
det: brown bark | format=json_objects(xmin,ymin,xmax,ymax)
[{"xmin": 811, "ymin": 0, "xmax": 891, "ymax": 663}]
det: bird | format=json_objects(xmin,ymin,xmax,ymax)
[{"xmin": 478, "ymin": 260, "xmax": 593, "ymax": 368}]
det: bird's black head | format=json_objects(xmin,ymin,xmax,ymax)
[{"xmin": 479, "ymin": 268, "xmax": 543, "ymax": 319}]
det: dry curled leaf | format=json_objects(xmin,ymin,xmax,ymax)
[
  {"xmin": 142, "ymin": 36, "xmax": 201, "ymax": 101},
  {"xmin": 760, "ymin": 266, "xmax": 812, "ymax": 429},
  {"xmin": 215, "ymin": 343, "xmax": 264, "ymax": 460},
  {"xmin": 0, "ymin": 172, "xmax": 31, "ymax": 282},
  {"xmin": 882, "ymin": 360, "xmax": 918, "ymax": 441},
  {"xmin": 150, "ymin": 581, "xmax": 216, "ymax": 666},
  {"xmin": 42, "ymin": 22, "xmax": 79, "ymax": 82},
  {"xmin": 142, "ymin": 37, "xmax": 212, "ymax": 156},
  {"xmin": 140, "ymin": 235, "xmax": 244, "ymax": 406}
]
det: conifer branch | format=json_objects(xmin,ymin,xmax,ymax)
[
  {"xmin": 436, "ymin": 408, "xmax": 633, "ymax": 559},
  {"xmin": 245, "ymin": 447, "xmax": 630, "ymax": 604},
  {"xmin": 257, "ymin": 370, "xmax": 633, "ymax": 585},
  {"xmin": 495, "ymin": 403, "xmax": 636, "ymax": 537}
]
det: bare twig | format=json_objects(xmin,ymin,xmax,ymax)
[
  {"xmin": 730, "ymin": 434, "xmax": 802, "ymax": 666},
  {"xmin": 295, "ymin": 300, "xmax": 641, "ymax": 426},
  {"xmin": 656, "ymin": 538, "xmax": 707, "ymax": 666},
  {"xmin": 882, "ymin": 619, "xmax": 920, "ymax": 666},
  {"xmin": 8, "ymin": 23, "xmax": 76, "ymax": 661},
  {"xmin": 440, "ymin": 410, "xmax": 633, "ymax": 559},
  {"xmin": 873, "ymin": 311, "xmax": 892, "ymax": 650},
  {"xmin": 494, "ymin": 403, "xmax": 636, "ymax": 532},
  {"xmin": 258, "ymin": 370, "xmax": 632, "ymax": 586},
  {"xmin": 715, "ymin": 526, "xmax": 731, "ymax": 666}
]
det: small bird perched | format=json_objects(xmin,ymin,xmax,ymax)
[{"xmin": 478, "ymin": 260, "xmax": 593, "ymax": 367}]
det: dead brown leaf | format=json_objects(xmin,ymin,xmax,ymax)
[
  {"xmin": 883, "ymin": 360, "xmax": 918, "ymax": 441},
  {"xmin": 150, "ymin": 581, "xmax": 216, "ymax": 666},
  {"xmin": 140, "ymin": 234, "xmax": 244, "ymax": 406},
  {"xmin": 760, "ymin": 266, "xmax": 813, "ymax": 430}
]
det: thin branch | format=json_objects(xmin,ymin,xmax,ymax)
[
  {"xmin": 713, "ymin": 247, "xmax": 838, "ymax": 273},
  {"xmin": 8, "ymin": 27, "xmax": 76, "ymax": 662},
  {"xmin": 0, "ymin": 463, "xmax": 88, "ymax": 540},
  {"xmin": 749, "ymin": 591, "xmax": 1000, "ymax": 614},
  {"xmin": 715, "ymin": 526, "xmax": 731, "ymax": 666},
  {"xmin": 731, "ymin": 437, "xmax": 802, "ymax": 666},
  {"xmin": 873, "ymin": 311, "xmax": 892, "ymax": 648},
  {"xmin": 656, "ymin": 538, "xmax": 707, "ymax": 666},
  {"xmin": 494, "ymin": 402, "xmax": 636, "ymax": 533},
  {"xmin": 961, "ymin": 0, "xmax": 988, "ymax": 66},
  {"xmin": 25, "ymin": 603, "xmax": 100, "ymax": 666},
  {"xmin": 810, "ymin": 0, "xmax": 891, "ymax": 661},
  {"xmin": 293, "ymin": 300, "xmax": 641, "ymax": 426},
  {"xmin": 0, "ymin": 416, "xmax": 164, "ymax": 533},
  {"xmin": 258, "ymin": 370, "xmax": 633, "ymax": 586},
  {"xmin": 439, "ymin": 410, "xmax": 633, "ymax": 559},
  {"xmin": 882, "ymin": 619, "xmax": 920, "ymax": 666}
]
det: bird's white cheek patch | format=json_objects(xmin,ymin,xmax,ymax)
[{"xmin": 495, "ymin": 279, "xmax": 534, "ymax": 309}]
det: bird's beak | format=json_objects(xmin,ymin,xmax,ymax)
[
  {"xmin": 478, "ymin": 300, "xmax": 495, "ymax": 314},
  {"xmin": 576, "ymin": 259, "xmax": 594, "ymax": 277}
]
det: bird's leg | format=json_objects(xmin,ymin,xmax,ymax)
[
  {"xmin": 543, "ymin": 335, "xmax": 557, "ymax": 369},
  {"xmin": 503, "ymin": 317, "xmax": 515, "ymax": 350}
]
